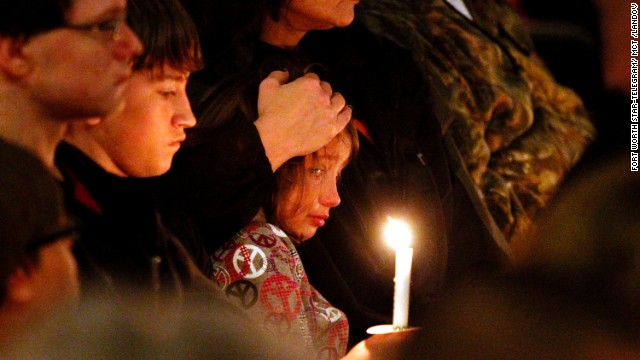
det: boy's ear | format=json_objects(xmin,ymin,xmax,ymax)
[
  {"xmin": 6, "ymin": 268, "xmax": 37, "ymax": 304},
  {"xmin": 0, "ymin": 36, "xmax": 32, "ymax": 79}
]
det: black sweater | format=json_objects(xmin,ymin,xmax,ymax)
[{"xmin": 56, "ymin": 143, "xmax": 214, "ymax": 302}]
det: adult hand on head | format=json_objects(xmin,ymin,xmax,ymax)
[{"xmin": 255, "ymin": 70, "xmax": 352, "ymax": 171}]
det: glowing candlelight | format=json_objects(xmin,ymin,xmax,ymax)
[{"xmin": 384, "ymin": 217, "xmax": 413, "ymax": 330}]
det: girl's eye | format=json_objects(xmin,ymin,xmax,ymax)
[{"xmin": 308, "ymin": 168, "xmax": 325, "ymax": 178}]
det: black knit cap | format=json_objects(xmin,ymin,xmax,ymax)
[{"xmin": 0, "ymin": 139, "xmax": 67, "ymax": 300}]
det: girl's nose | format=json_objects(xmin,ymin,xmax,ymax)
[{"xmin": 319, "ymin": 179, "xmax": 341, "ymax": 208}]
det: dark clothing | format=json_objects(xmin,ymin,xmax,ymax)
[
  {"xmin": 300, "ymin": 23, "xmax": 506, "ymax": 345},
  {"xmin": 355, "ymin": 0, "xmax": 595, "ymax": 240},
  {"xmin": 161, "ymin": 119, "xmax": 274, "ymax": 252},
  {"xmin": 306, "ymin": 0, "xmax": 593, "ymax": 340},
  {"xmin": 56, "ymin": 143, "xmax": 215, "ymax": 302},
  {"xmin": 0, "ymin": 138, "xmax": 66, "ymax": 256}
]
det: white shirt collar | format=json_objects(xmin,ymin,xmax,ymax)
[{"xmin": 444, "ymin": 0, "xmax": 474, "ymax": 20}]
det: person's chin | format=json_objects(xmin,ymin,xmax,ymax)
[
  {"xmin": 303, "ymin": 227, "xmax": 320, "ymax": 241},
  {"xmin": 155, "ymin": 163, "xmax": 172, "ymax": 177},
  {"xmin": 332, "ymin": 14, "xmax": 355, "ymax": 28},
  {"xmin": 139, "ymin": 163, "xmax": 171, "ymax": 178}
]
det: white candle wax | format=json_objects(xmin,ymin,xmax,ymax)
[
  {"xmin": 393, "ymin": 246, "xmax": 413, "ymax": 329},
  {"xmin": 384, "ymin": 217, "xmax": 414, "ymax": 330}
]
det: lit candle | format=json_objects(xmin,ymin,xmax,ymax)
[{"xmin": 384, "ymin": 217, "xmax": 413, "ymax": 330}]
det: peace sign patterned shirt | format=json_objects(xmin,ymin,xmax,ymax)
[{"xmin": 212, "ymin": 222, "xmax": 349, "ymax": 359}]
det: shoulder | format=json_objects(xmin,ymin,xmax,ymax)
[
  {"xmin": 211, "ymin": 222, "xmax": 303, "ymax": 285},
  {"xmin": 234, "ymin": 222, "xmax": 291, "ymax": 248}
]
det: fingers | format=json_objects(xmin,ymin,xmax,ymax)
[
  {"xmin": 336, "ymin": 102, "xmax": 352, "ymax": 133},
  {"xmin": 319, "ymin": 80, "xmax": 333, "ymax": 94},
  {"xmin": 331, "ymin": 92, "xmax": 351, "ymax": 132},
  {"xmin": 261, "ymin": 70, "xmax": 350, "ymax": 135},
  {"xmin": 300, "ymin": 72, "xmax": 333, "ymax": 94},
  {"xmin": 261, "ymin": 70, "xmax": 291, "ymax": 88},
  {"xmin": 330, "ymin": 91, "xmax": 347, "ymax": 114},
  {"xmin": 301, "ymin": 72, "xmax": 320, "ymax": 81}
]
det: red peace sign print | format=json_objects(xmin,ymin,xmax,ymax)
[
  {"xmin": 232, "ymin": 244, "xmax": 268, "ymax": 279},
  {"xmin": 212, "ymin": 240, "xmax": 237, "ymax": 261},
  {"xmin": 249, "ymin": 232, "xmax": 278, "ymax": 248},
  {"xmin": 263, "ymin": 312, "xmax": 293, "ymax": 335},
  {"xmin": 268, "ymin": 244, "xmax": 298, "ymax": 276},
  {"xmin": 260, "ymin": 274, "xmax": 301, "ymax": 321},
  {"xmin": 328, "ymin": 319, "xmax": 349, "ymax": 349},
  {"xmin": 225, "ymin": 280, "xmax": 259, "ymax": 309}
]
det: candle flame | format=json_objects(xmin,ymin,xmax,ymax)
[{"xmin": 384, "ymin": 217, "xmax": 412, "ymax": 249}]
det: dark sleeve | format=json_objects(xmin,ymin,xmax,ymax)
[
  {"xmin": 159, "ymin": 206, "xmax": 214, "ymax": 278},
  {"xmin": 157, "ymin": 120, "xmax": 275, "ymax": 253}
]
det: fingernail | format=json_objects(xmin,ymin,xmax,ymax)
[
  {"xmin": 347, "ymin": 105, "xmax": 353, "ymax": 110},
  {"xmin": 279, "ymin": 67, "xmax": 289, "ymax": 72}
]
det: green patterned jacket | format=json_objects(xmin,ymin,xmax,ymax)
[{"xmin": 356, "ymin": 0, "xmax": 596, "ymax": 244}]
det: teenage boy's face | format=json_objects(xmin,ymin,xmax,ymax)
[
  {"xmin": 92, "ymin": 67, "xmax": 196, "ymax": 177},
  {"xmin": 21, "ymin": 0, "xmax": 143, "ymax": 119}
]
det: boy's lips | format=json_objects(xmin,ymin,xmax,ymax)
[{"xmin": 169, "ymin": 135, "xmax": 186, "ymax": 146}]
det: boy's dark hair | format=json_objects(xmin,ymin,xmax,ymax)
[
  {"xmin": 0, "ymin": 0, "xmax": 72, "ymax": 38},
  {"xmin": 0, "ymin": 139, "xmax": 68, "ymax": 303},
  {"xmin": 127, "ymin": 0, "xmax": 202, "ymax": 73}
]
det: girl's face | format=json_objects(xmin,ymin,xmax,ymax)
[
  {"xmin": 283, "ymin": 0, "xmax": 358, "ymax": 31},
  {"xmin": 275, "ymin": 134, "xmax": 352, "ymax": 241}
]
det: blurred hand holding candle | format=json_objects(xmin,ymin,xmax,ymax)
[{"xmin": 384, "ymin": 217, "xmax": 414, "ymax": 330}]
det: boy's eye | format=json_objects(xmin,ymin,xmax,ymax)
[
  {"xmin": 159, "ymin": 90, "xmax": 176, "ymax": 97},
  {"xmin": 96, "ymin": 19, "xmax": 120, "ymax": 32}
]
